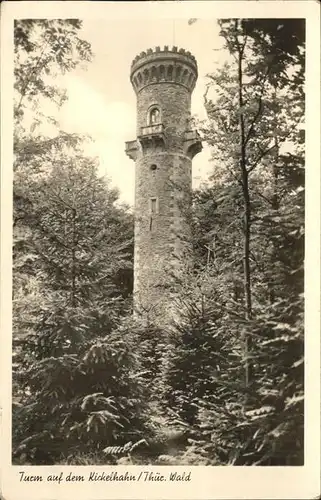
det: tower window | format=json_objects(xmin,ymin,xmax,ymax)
[
  {"xmin": 150, "ymin": 197, "xmax": 158, "ymax": 214},
  {"xmin": 148, "ymin": 107, "xmax": 160, "ymax": 125}
]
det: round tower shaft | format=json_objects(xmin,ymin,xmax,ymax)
[{"xmin": 125, "ymin": 46, "xmax": 202, "ymax": 320}]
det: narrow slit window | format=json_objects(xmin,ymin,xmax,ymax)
[{"xmin": 150, "ymin": 198, "xmax": 157, "ymax": 214}]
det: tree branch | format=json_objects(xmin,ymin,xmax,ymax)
[
  {"xmin": 244, "ymin": 63, "xmax": 273, "ymax": 147},
  {"xmin": 16, "ymin": 35, "xmax": 51, "ymax": 114},
  {"xmin": 247, "ymin": 112, "xmax": 304, "ymax": 173}
]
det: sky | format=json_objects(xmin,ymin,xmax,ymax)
[{"xmin": 52, "ymin": 18, "xmax": 224, "ymax": 205}]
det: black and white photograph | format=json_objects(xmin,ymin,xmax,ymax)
[{"xmin": 1, "ymin": 1, "xmax": 320, "ymax": 498}]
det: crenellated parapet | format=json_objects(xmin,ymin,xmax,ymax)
[{"xmin": 130, "ymin": 46, "xmax": 198, "ymax": 94}]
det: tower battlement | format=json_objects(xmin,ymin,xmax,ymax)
[{"xmin": 130, "ymin": 46, "xmax": 198, "ymax": 93}]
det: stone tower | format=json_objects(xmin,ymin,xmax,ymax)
[{"xmin": 125, "ymin": 46, "xmax": 202, "ymax": 320}]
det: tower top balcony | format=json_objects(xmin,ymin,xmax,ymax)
[{"xmin": 130, "ymin": 46, "xmax": 198, "ymax": 94}]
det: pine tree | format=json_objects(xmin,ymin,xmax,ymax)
[
  {"xmin": 13, "ymin": 143, "xmax": 138, "ymax": 463},
  {"xmin": 161, "ymin": 270, "xmax": 229, "ymax": 427}
]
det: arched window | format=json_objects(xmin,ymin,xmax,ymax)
[{"xmin": 148, "ymin": 107, "xmax": 160, "ymax": 125}]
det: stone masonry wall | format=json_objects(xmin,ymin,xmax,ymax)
[
  {"xmin": 134, "ymin": 82, "xmax": 192, "ymax": 318},
  {"xmin": 137, "ymin": 83, "xmax": 191, "ymax": 145}
]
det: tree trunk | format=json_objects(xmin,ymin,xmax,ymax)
[
  {"xmin": 242, "ymin": 174, "xmax": 253, "ymax": 388},
  {"xmin": 269, "ymin": 134, "xmax": 280, "ymax": 305},
  {"xmin": 236, "ymin": 26, "xmax": 253, "ymax": 389},
  {"xmin": 71, "ymin": 208, "xmax": 76, "ymax": 307}
]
